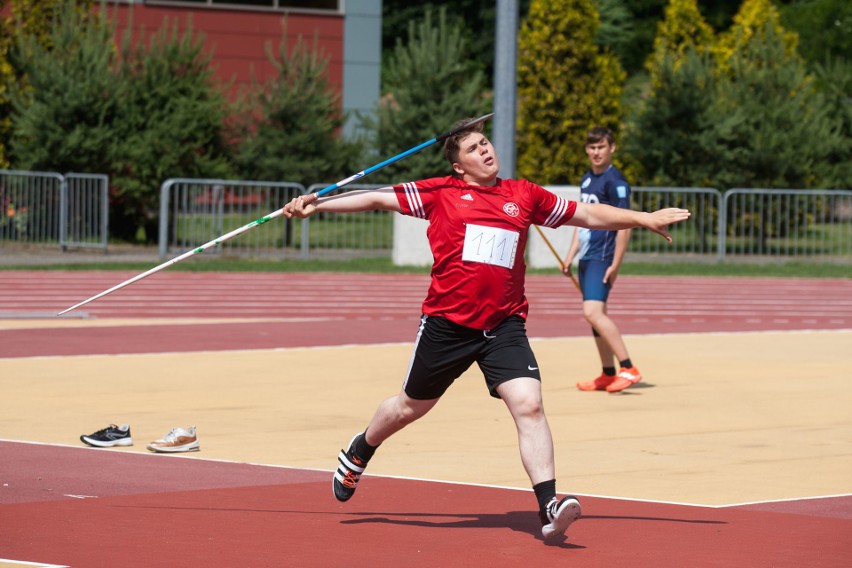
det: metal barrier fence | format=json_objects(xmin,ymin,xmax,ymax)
[
  {"xmin": 627, "ymin": 187, "xmax": 852, "ymax": 262},
  {"xmin": 630, "ymin": 187, "xmax": 723, "ymax": 258},
  {"xmin": 61, "ymin": 173, "xmax": 109, "ymax": 250},
  {"xmin": 158, "ymin": 181, "xmax": 396, "ymax": 260},
  {"xmin": 721, "ymin": 189, "xmax": 852, "ymax": 261},
  {"xmin": 158, "ymin": 178, "xmax": 306, "ymax": 259},
  {"xmin": 0, "ymin": 169, "xmax": 108, "ymax": 250},
  {"xmin": 4, "ymin": 171, "xmax": 849, "ymax": 264},
  {"xmin": 0, "ymin": 170, "xmax": 62, "ymax": 243},
  {"xmin": 159, "ymin": 182, "xmax": 851, "ymax": 263},
  {"xmin": 301, "ymin": 183, "xmax": 393, "ymax": 259}
]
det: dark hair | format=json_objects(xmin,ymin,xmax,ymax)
[
  {"xmin": 443, "ymin": 117, "xmax": 486, "ymax": 165},
  {"xmin": 586, "ymin": 126, "xmax": 615, "ymax": 146}
]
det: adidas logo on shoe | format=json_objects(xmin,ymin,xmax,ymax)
[{"xmin": 333, "ymin": 432, "xmax": 367, "ymax": 502}]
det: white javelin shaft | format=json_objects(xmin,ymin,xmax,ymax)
[
  {"xmin": 56, "ymin": 208, "xmax": 286, "ymax": 316},
  {"xmin": 57, "ymin": 113, "xmax": 496, "ymax": 316}
]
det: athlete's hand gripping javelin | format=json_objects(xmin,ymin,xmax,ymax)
[{"xmin": 283, "ymin": 188, "xmax": 401, "ymax": 219}]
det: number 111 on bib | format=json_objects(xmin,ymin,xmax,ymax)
[{"xmin": 461, "ymin": 223, "xmax": 519, "ymax": 269}]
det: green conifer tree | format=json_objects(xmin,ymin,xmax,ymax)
[
  {"xmin": 369, "ymin": 7, "xmax": 488, "ymax": 181},
  {"xmin": 644, "ymin": 0, "xmax": 715, "ymax": 91},
  {"xmin": 0, "ymin": 0, "xmax": 95, "ymax": 168},
  {"xmin": 112, "ymin": 17, "xmax": 233, "ymax": 242},
  {"xmin": 8, "ymin": 1, "xmax": 121, "ymax": 174},
  {"xmin": 0, "ymin": 1, "xmax": 13, "ymax": 168},
  {"xmin": 232, "ymin": 22, "xmax": 361, "ymax": 187},
  {"xmin": 714, "ymin": 0, "xmax": 799, "ymax": 74},
  {"xmin": 516, "ymin": 0, "xmax": 624, "ymax": 184},
  {"xmin": 625, "ymin": 47, "xmax": 719, "ymax": 187},
  {"xmin": 710, "ymin": 23, "xmax": 844, "ymax": 191},
  {"xmin": 629, "ymin": 21, "xmax": 843, "ymax": 191},
  {"xmin": 781, "ymin": 0, "xmax": 851, "ymax": 66},
  {"xmin": 810, "ymin": 57, "xmax": 852, "ymax": 189}
]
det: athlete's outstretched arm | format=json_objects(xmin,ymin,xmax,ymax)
[
  {"xmin": 568, "ymin": 202, "xmax": 690, "ymax": 243},
  {"xmin": 283, "ymin": 187, "xmax": 402, "ymax": 219}
]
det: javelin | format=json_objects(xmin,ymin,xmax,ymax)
[
  {"xmin": 58, "ymin": 113, "xmax": 495, "ymax": 316},
  {"xmin": 533, "ymin": 225, "xmax": 581, "ymax": 292}
]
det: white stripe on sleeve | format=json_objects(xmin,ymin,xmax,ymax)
[
  {"xmin": 543, "ymin": 196, "xmax": 569, "ymax": 227},
  {"xmin": 403, "ymin": 182, "xmax": 426, "ymax": 218}
]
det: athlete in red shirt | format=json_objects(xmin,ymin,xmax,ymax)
[
  {"xmin": 283, "ymin": 118, "xmax": 689, "ymax": 541},
  {"xmin": 398, "ymin": 175, "xmax": 574, "ymax": 330}
]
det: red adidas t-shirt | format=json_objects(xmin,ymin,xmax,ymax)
[{"xmin": 395, "ymin": 176, "xmax": 577, "ymax": 330}]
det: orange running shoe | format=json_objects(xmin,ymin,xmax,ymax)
[
  {"xmin": 606, "ymin": 367, "xmax": 642, "ymax": 393},
  {"xmin": 576, "ymin": 373, "xmax": 616, "ymax": 391}
]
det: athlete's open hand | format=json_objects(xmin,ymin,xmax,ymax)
[{"xmin": 644, "ymin": 208, "xmax": 690, "ymax": 243}]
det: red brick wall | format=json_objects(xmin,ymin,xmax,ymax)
[{"xmin": 105, "ymin": 4, "xmax": 343, "ymax": 98}]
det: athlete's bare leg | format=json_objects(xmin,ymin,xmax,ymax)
[
  {"xmin": 362, "ymin": 392, "xmax": 439, "ymax": 446},
  {"xmin": 583, "ymin": 300, "xmax": 630, "ymax": 363},
  {"xmin": 497, "ymin": 377, "xmax": 554, "ymax": 485},
  {"xmin": 594, "ymin": 335, "xmax": 615, "ymax": 367}
]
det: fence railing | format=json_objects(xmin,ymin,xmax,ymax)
[
  {"xmin": 61, "ymin": 173, "xmax": 109, "ymax": 250},
  {"xmin": 158, "ymin": 178, "xmax": 306, "ymax": 259},
  {"xmin": 3, "ymin": 170, "xmax": 850, "ymax": 265},
  {"xmin": 721, "ymin": 189, "xmax": 852, "ymax": 261},
  {"xmin": 301, "ymin": 183, "xmax": 393, "ymax": 259},
  {"xmin": 630, "ymin": 187, "xmax": 723, "ymax": 259},
  {"xmin": 0, "ymin": 169, "xmax": 108, "ymax": 251}
]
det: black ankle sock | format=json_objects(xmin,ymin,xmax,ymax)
[
  {"xmin": 619, "ymin": 359, "xmax": 632, "ymax": 369},
  {"xmin": 603, "ymin": 366, "xmax": 616, "ymax": 376},
  {"xmin": 354, "ymin": 431, "xmax": 379, "ymax": 462},
  {"xmin": 533, "ymin": 479, "xmax": 556, "ymax": 511}
]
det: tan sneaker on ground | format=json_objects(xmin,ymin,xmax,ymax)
[{"xmin": 147, "ymin": 426, "xmax": 200, "ymax": 453}]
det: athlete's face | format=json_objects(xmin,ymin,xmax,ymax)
[
  {"xmin": 452, "ymin": 133, "xmax": 500, "ymax": 186},
  {"xmin": 585, "ymin": 140, "xmax": 615, "ymax": 174}
]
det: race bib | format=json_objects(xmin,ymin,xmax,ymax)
[{"xmin": 462, "ymin": 223, "xmax": 519, "ymax": 269}]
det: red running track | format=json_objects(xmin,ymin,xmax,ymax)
[
  {"xmin": 1, "ymin": 441, "xmax": 850, "ymax": 568},
  {"xmin": 1, "ymin": 271, "xmax": 851, "ymax": 357},
  {"xmin": 2, "ymin": 271, "xmax": 851, "ymax": 566}
]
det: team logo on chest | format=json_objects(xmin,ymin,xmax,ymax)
[{"xmin": 503, "ymin": 202, "xmax": 520, "ymax": 217}]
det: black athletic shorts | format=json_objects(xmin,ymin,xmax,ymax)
[{"xmin": 402, "ymin": 314, "xmax": 542, "ymax": 400}]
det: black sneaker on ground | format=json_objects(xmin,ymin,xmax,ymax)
[
  {"xmin": 80, "ymin": 424, "xmax": 133, "ymax": 448},
  {"xmin": 333, "ymin": 432, "xmax": 367, "ymax": 502},
  {"xmin": 540, "ymin": 495, "xmax": 582, "ymax": 540}
]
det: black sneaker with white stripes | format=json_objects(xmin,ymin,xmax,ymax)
[
  {"xmin": 333, "ymin": 432, "xmax": 368, "ymax": 502},
  {"xmin": 540, "ymin": 495, "xmax": 582, "ymax": 540},
  {"xmin": 80, "ymin": 424, "xmax": 133, "ymax": 448}
]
